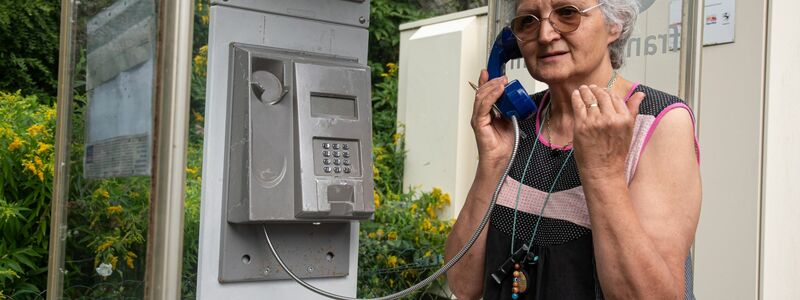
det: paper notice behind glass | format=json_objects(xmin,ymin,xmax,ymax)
[
  {"xmin": 84, "ymin": 0, "xmax": 156, "ymax": 179},
  {"xmin": 703, "ymin": 0, "xmax": 736, "ymax": 46}
]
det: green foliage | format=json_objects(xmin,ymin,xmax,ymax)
[
  {"xmin": 0, "ymin": 91, "xmax": 56, "ymax": 298},
  {"xmin": 0, "ymin": 1, "xmax": 61, "ymax": 103}
]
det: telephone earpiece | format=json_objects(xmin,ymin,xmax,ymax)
[{"xmin": 487, "ymin": 26, "xmax": 537, "ymax": 120}]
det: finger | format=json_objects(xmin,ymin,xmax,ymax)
[
  {"xmin": 589, "ymin": 85, "xmax": 615, "ymax": 114},
  {"xmin": 478, "ymin": 69, "xmax": 489, "ymax": 86},
  {"xmin": 608, "ymin": 88, "xmax": 627, "ymax": 114},
  {"xmin": 626, "ymin": 92, "xmax": 646, "ymax": 119},
  {"xmin": 570, "ymin": 88, "xmax": 588, "ymax": 122},
  {"xmin": 475, "ymin": 80, "xmax": 506, "ymax": 119},
  {"xmin": 578, "ymin": 85, "xmax": 600, "ymax": 116}
]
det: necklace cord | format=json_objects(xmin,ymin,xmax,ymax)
[
  {"xmin": 512, "ymin": 70, "xmax": 616, "ymax": 257},
  {"xmin": 263, "ymin": 116, "xmax": 523, "ymax": 300}
]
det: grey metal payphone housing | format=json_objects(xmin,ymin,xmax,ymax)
[
  {"xmin": 219, "ymin": 43, "xmax": 374, "ymax": 282},
  {"xmin": 210, "ymin": 0, "xmax": 374, "ymax": 284},
  {"xmin": 225, "ymin": 44, "xmax": 374, "ymax": 223}
]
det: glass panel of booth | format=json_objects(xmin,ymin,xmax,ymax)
[{"xmin": 52, "ymin": 0, "xmax": 158, "ymax": 298}]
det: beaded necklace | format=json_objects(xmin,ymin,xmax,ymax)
[{"xmin": 499, "ymin": 71, "xmax": 617, "ymax": 299}]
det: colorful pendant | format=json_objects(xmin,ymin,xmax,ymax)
[{"xmin": 511, "ymin": 263, "xmax": 528, "ymax": 299}]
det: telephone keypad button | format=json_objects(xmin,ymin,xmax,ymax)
[
  {"xmin": 333, "ymin": 159, "xmax": 341, "ymax": 165},
  {"xmin": 343, "ymin": 167, "xmax": 351, "ymax": 173},
  {"xmin": 322, "ymin": 143, "xmax": 331, "ymax": 149},
  {"xmin": 333, "ymin": 151, "xmax": 340, "ymax": 158},
  {"xmin": 343, "ymin": 159, "xmax": 350, "ymax": 166},
  {"xmin": 323, "ymin": 166, "xmax": 332, "ymax": 173},
  {"xmin": 323, "ymin": 159, "xmax": 331, "ymax": 165},
  {"xmin": 332, "ymin": 143, "xmax": 340, "ymax": 150},
  {"xmin": 322, "ymin": 150, "xmax": 331, "ymax": 157},
  {"xmin": 342, "ymin": 152, "xmax": 350, "ymax": 158},
  {"xmin": 333, "ymin": 167, "xmax": 341, "ymax": 173},
  {"xmin": 342, "ymin": 144, "xmax": 350, "ymax": 150}
]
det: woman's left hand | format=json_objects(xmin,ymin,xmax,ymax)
[{"xmin": 570, "ymin": 85, "xmax": 645, "ymax": 182}]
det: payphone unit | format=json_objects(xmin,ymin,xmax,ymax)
[{"xmin": 224, "ymin": 43, "xmax": 374, "ymax": 224}]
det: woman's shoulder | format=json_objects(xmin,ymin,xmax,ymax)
[{"xmin": 633, "ymin": 84, "xmax": 690, "ymax": 117}]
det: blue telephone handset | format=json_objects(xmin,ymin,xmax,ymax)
[{"xmin": 487, "ymin": 27, "xmax": 538, "ymax": 120}]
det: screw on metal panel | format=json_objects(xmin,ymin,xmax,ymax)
[
  {"xmin": 359, "ymin": 16, "xmax": 366, "ymax": 24},
  {"xmin": 307, "ymin": 266, "xmax": 314, "ymax": 273},
  {"xmin": 312, "ymin": 222, "xmax": 321, "ymax": 225},
  {"xmin": 264, "ymin": 267, "xmax": 271, "ymax": 276}
]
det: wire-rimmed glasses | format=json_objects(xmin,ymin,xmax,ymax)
[{"xmin": 510, "ymin": 3, "xmax": 604, "ymax": 41}]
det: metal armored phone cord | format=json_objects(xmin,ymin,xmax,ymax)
[{"xmin": 262, "ymin": 115, "xmax": 522, "ymax": 300}]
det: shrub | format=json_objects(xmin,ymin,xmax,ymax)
[{"xmin": 0, "ymin": 91, "xmax": 56, "ymax": 298}]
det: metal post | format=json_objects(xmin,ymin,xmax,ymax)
[
  {"xmin": 678, "ymin": 0, "xmax": 704, "ymax": 290},
  {"xmin": 46, "ymin": 0, "xmax": 76, "ymax": 298},
  {"xmin": 679, "ymin": 0, "xmax": 704, "ymax": 115},
  {"xmin": 143, "ymin": 0, "xmax": 195, "ymax": 298}
]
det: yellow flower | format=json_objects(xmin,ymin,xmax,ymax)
[
  {"xmin": 96, "ymin": 239, "xmax": 114, "ymax": 253},
  {"xmin": 96, "ymin": 188, "xmax": 110, "ymax": 199},
  {"xmin": 426, "ymin": 204, "xmax": 437, "ymax": 219},
  {"xmin": 386, "ymin": 62, "xmax": 398, "ymax": 76},
  {"xmin": 387, "ymin": 231, "xmax": 397, "ymax": 240},
  {"xmin": 431, "ymin": 187, "xmax": 442, "ymax": 199},
  {"xmin": 34, "ymin": 156, "xmax": 43, "ymax": 167},
  {"xmin": 376, "ymin": 229, "xmax": 384, "ymax": 238},
  {"xmin": 439, "ymin": 222, "xmax": 446, "ymax": 232},
  {"xmin": 422, "ymin": 218, "xmax": 432, "ymax": 231},
  {"xmin": 22, "ymin": 160, "xmax": 36, "ymax": 174},
  {"xmin": 424, "ymin": 250, "xmax": 433, "ymax": 257},
  {"xmin": 37, "ymin": 171, "xmax": 44, "ymax": 182},
  {"xmin": 367, "ymin": 232, "xmax": 376, "ymax": 239},
  {"xmin": 372, "ymin": 165, "xmax": 380, "ymax": 179},
  {"xmin": 125, "ymin": 251, "xmax": 137, "ymax": 269},
  {"xmin": 387, "ymin": 255, "xmax": 398, "ymax": 268},
  {"xmin": 7, "ymin": 138, "xmax": 23, "ymax": 151},
  {"xmin": 392, "ymin": 132, "xmax": 402, "ymax": 145},
  {"xmin": 107, "ymin": 205, "xmax": 123, "ymax": 214},
  {"xmin": 109, "ymin": 254, "xmax": 119, "ymax": 269},
  {"xmin": 36, "ymin": 142, "xmax": 52, "ymax": 154},
  {"xmin": 192, "ymin": 110, "xmax": 204, "ymax": 122},
  {"xmin": 186, "ymin": 167, "xmax": 199, "ymax": 175},
  {"xmin": 440, "ymin": 193, "xmax": 451, "ymax": 206},
  {"xmin": 201, "ymin": 15, "xmax": 209, "ymax": 25},
  {"xmin": 373, "ymin": 190, "xmax": 381, "ymax": 208},
  {"xmin": 45, "ymin": 108, "xmax": 56, "ymax": 120},
  {"xmin": 26, "ymin": 124, "xmax": 45, "ymax": 136},
  {"xmin": 410, "ymin": 203, "xmax": 418, "ymax": 213}
]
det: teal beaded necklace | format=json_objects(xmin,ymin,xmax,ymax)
[{"xmin": 506, "ymin": 71, "xmax": 617, "ymax": 299}]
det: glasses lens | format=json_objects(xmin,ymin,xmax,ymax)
[
  {"xmin": 511, "ymin": 15, "xmax": 539, "ymax": 40},
  {"xmin": 552, "ymin": 6, "xmax": 583, "ymax": 32}
]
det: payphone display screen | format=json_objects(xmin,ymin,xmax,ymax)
[{"xmin": 310, "ymin": 93, "xmax": 357, "ymax": 119}]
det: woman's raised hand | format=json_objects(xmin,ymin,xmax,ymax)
[
  {"xmin": 471, "ymin": 69, "xmax": 516, "ymax": 171},
  {"xmin": 570, "ymin": 85, "xmax": 645, "ymax": 182}
]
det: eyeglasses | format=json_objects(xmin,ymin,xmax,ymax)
[{"xmin": 510, "ymin": 3, "xmax": 604, "ymax": 41}]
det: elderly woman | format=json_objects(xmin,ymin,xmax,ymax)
[{"xmin": 444, "ymin": 0, "xmax": 701, "ymax": 299}]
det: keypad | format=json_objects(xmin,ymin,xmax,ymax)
[{"xmin": 316, "ymin": 140, "xmax": 359, "ymax": 177}]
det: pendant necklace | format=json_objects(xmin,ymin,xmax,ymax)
[{"xmin": 495, "ymin": 70, "xmax": 617, "ymax": 299}]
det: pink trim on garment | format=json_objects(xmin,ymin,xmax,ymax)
[
  {"xmin": 535, "ymin": 84, "xmax": 641, "ymax": 150},
  {"xmin": 624, "ymin": 83, "xmax": 641, "ymax": 102},
  {"xmin": 496, "ymin": 176, "xmax": 592, "ymax": 228},
  {"xmin": 636, "ymin": 103, "xmax": 701, "ymax": 176}
]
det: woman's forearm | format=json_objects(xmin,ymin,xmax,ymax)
[
  {"xmin": 444, "ymin": 163, "xmax": 507, "ymax": 299},
  {"xmin": 583, "ymin": 175, "xmax": 683, "ymax": 299}
]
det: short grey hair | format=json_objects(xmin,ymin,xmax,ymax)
[{"xmin": 598, "ymin": 0, "xmax": 640, "ymax": 69}]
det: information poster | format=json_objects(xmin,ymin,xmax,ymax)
[
  {"xmin": 84, "ymin": 0, "xmax": 155, "ymax": 179},
  {"xmin": 702, "ymin": 0, "xmax": 736, "ymax": 46}
]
